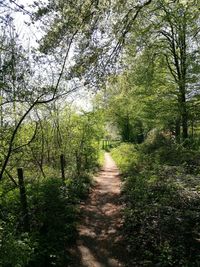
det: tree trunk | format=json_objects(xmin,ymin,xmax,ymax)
[
  {"xmin": 17, "ymin": 168, "xmax": 30, "ymax": 232},
  {"xmin": 60, "ymin": 154, "xmax": 65, "ymax": 181},
  {"xmin": 180, "ymin": 90, "xmax": 188, "ymax": 140},
  {"xmin": 175, "ymin": 118, "xmax": 181, "ymax": 143}
]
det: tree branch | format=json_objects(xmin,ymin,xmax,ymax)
[{"xmin": 11, "ymin": 121, "xmax": 38, "ymax": 152}]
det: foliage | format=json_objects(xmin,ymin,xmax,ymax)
[
  {"xmin": 0, "ymin": 174, "xmax": 92, "ymax": 267},
  {"xmin": 98, "ymin": 150, "xmax": 105, "ymax": 168},
  {"xmin": 0, "ymin": 0, "xmax": 199, "ymax": 266},
  {"xmin": 99, "ymin": 0, "xmax": 200, "ymax": 143},
  {"xmin": 0, "ymin": 103, "xmax": 103, "ymax": 267},
  {"xmin": 112, "ymin": 139, "xmax": 200, "ymax": 266},
  {"xmin": 27, "ymin": 178, "xmax": 79, "ymax": 267},
  {"xmin": 0, "ymin": 230, "xmax": 34, "ymax": 267},
  {"xmin": 111, "ymin": 143, "xmax": 139, "ymax": 174},
  {"xmin": 140, "ymin": 129, "xmax": 200, "ymax": 170},
  {"xmin": 124, "ymin": 168, "xmax": 200, "ymax": 266}
]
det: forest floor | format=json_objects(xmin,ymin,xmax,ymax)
[{"xmin": 69, "ymin": 152, "xmax": 127, "ymax": 267}]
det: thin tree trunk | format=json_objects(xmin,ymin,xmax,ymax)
[
  {"xmin": 175, "ymin": 118, "xmax": 181, "ymax": 143},
  {"xmin": 17, "ymin": 168, "xmax": 30, "ymax": 232},
  {"xmin": 180, "ymin": 90, "xmax": 188, "ymax": 140}
]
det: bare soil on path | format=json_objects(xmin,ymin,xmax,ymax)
[{"xmin": 69, "ymin": 152, "xmax": 127, "ymax": 267}]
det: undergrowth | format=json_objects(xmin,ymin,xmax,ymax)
[
  {"xmin": 111, "ymin": 132, "xmax": 200, "ymax": 266},
  {"xmin": 0, "ymin": 174, "xmax": 91, "ymax": 267}
]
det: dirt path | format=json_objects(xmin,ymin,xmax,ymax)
[{"xmin": 69, "ymin": 152, "xmax": 127, "ymax": 267}]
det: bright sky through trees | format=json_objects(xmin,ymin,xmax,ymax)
[
  {"xmin": 9, "ymin": 0, "xmax": 93, "ymax": 110},
  {"xmin": 11, "ymin": 0, "xmax": 45, "ymax": 48}
]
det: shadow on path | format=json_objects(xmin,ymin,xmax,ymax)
[{"xmin": 68, "ymin": 153, "xmax": 128, "ymax": 267}]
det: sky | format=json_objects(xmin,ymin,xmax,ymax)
[
  {"xmin": 13, "ymin": 0, "xmax": 44, "ymax": 49},
  {"xmin": 4, "ymin": 0, "xmax": 94, "ymax": 111}
]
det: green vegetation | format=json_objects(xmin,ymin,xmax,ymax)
[
  {"xmin": 0, "ymin": 0, "xmax": 199, "ymax": 266},
  {"xmin": 0, "ymin": 175, "xmax": 92, "ymax": 267},
  {"xmin": 111, "ymin": 134, "xmax": 200, "ymax": 266},
  {"xmin": 111, "ymin": 143, "xmax": 139, "ymax": 174},
  {"xmin": 98, "ymin": 150, "xmax": 105, "ymax": 167},
  {"xmin": 0, "ymin": 105, "xmax": 104, "ymax": 267}
]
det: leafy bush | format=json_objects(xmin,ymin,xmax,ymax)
[
  {"xmin": 65, "ymin": 175, "xmax": 91, "ymax": 200},
  {"xmin": 141, "ymin": 129, "xmax": 172, "ymax": 153},
  {"xmin": 98, "ymin": 149, "xmax": 105, "ymax": 167},
  {"xmin": 0, "ymin": 229, "xmax": 34, "ymax": 267},
  {"xmin": 27, "ymin": 178, "xmax": 78, "ymax": 267},
  {"xmin": 0, "ymin": 174, "xmax": 91, "ymax": 267},
  {"xmin": 123, "ymin": 167, "xmax": 200, "ymax": 266},
  {"xmin": 140, "ymin": 129, "xmax": 200, "ymax": 170},
  {"xmin": 111, "ymin": 143, "xmax": 139, "ymax": 174}
]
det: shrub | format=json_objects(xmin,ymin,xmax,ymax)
[
  {"xmin": 111, "ymin": 143, "xmax": 139, "ymax": 174},
  {"xmin": 140, "ymin": 129, "xmax": 200, "ymax": 170},
  {"xmin": 27, "ymin": 178, "xmax": 82, "ymax": 267},
  {"xmin": 123, "ymin": 167, "xmax": 200, "ymax": 266},
  {"xmin": 120, "ymin": 159, "xmax": 200, "ymax": 265},
  {"xmin": 141, "ymin": 129, "xmax": 172, "ymax": 152},
  {"xmin": 0, "ymin": 228, "xmax": 34, "ymax": 267},
  {"xmin": 0, "ymin": 174, "xmax": 91, "ymax": 267}
]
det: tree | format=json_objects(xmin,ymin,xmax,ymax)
[
  {"xmin": 128, "ymin": 1, "xmax": 199, "ymax": 139},
  {"xmin": 0, "ymin": 9, "xmax": 77, "ymax": 180},
  {"xmin": 98, "ymin": 0, "xmax": 199, "ymax": 143}
]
